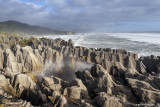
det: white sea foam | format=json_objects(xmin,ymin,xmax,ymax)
[
  {"xmin": 108, "ymin": 33, "xmax": 160, "ymax": 45},
  {"xmin": 41, "ymin": 33, "xmax": 160, "ymax": 56}
]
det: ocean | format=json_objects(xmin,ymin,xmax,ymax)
[{"xmin": 43, "ymin": 33, "xmax": 160, "ymax": 57}]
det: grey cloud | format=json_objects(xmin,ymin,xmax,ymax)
[{"xmin": 0, "ymin": 0, "xmax": 160, "ymax": 32}]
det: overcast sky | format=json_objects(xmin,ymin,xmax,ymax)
[{"xmin": 0, "ymin": 0, "xmax": 160, "ymax": 32}]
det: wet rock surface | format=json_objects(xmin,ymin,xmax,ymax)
[{"xmin": 0, "ymin": 35, "xmax": 160, "ymax": 106}]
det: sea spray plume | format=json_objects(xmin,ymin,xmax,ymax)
[
  {"xmin": 61, "ymin": 57, "xmax": 92, "ymax": 81},
  {"xmin": 35, "ymin": 58, "xmax": 92, "ymax": 82},
  {"xmin": 35, "ymin": 60, "xmax": 64, "ymax": 82}
]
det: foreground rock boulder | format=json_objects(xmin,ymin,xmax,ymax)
[
  {"xmin": 13, "ymin": 74, "xmax": 36, "ymax": 96},
  {"xmin": 20, "ymin": 89, "xmax": 47, "ymax": 106},
  {"xmin": 63, "ymin": 78, "xmax": 90, "ymax": 100},
  {"xmin": 140, "ymin": 55, "xmax": 160, "ymax": 74},
  {"xmin": 93, "ymin": 92, "xmax": 123, "ymax": 107},
  {"xmin": 0, "ymin": 75, "xmax": 9, "ymax": 90}
]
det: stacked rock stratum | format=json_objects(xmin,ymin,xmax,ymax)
[{"xmin": 0, "ymin": 33, "xmax": 160, "ymax": 107}]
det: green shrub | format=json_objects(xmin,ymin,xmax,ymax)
[
  {"xmin": 19, "ymin": 39, "xmax": 32, "ymax": 47},
  {"xmin": 19, "ymin": 40, "xmax": 25, "ymax": 47},
  {"xmin": 0, "ymin": 32, "xmax": 19, "ymax": 38},
  {"xmin": 19, "ymin": 37, "xmax": 38, "ymax": 47},
  {"xmin": 40, "ymin": 37, "xmax": 51, "ymax": 41}
]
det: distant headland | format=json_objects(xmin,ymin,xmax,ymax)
[{"xmin": 0, "ymin": 20, "xmax": 75, "ymax": 36}]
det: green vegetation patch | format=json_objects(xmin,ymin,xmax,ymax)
[
  {"xmin": 40, "ymin": 37, "xmax": 57, "ymax": 45},
  {"xmin": 19, "ymin": 37, "xmax": 38, "ymax": 47},
  {"xmin": 0, "ymin": 32, "xmax": 22, "ymax": 48},
  {"xmin": 40, "ymin": 37, "xmax": 51, "ymax": 41},
  {"xmin": 0, "ymin": 32, "xmax": 20, "ymax": 38}
]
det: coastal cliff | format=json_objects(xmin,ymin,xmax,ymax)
[{"xmin": 0, "ymin": 32, "xmax": 160, "ymax": 106}]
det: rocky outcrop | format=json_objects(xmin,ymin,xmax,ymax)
[
  {"xmin": 140, "ymin": 55, "xmax": 160, "ymax": 74},
  {"xmin": 63, "ymin": 78, "xmax": 90, "ymax": 100},
  {"xmin": 0, "ymin": 88, "xmax": 33, "ymax": 107},
  {"xmin": 0, "ymin": 35, "xmax": 160, "ymax": 106},
  {"xmin": 0, "ymin": 75, "xmax": 9, "ymax": 90},
  {"xmin": 20, "ymin": 89, "xmax": 47, "ymax": 106},
  {"xmin": 93, "ymin": 92, "xmax": 123, "ymax": 107},
  {"xmin": 0, "ymin": 50, "xmax": 4, "ymax": 70},
  {"xmin": 13, "ymin": 74, "xmax": 36, "ymax": 96}
]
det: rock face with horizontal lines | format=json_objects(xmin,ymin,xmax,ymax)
[{"xmin": 0, "ymin": 35, "xmax": 160, "ymax": 106}]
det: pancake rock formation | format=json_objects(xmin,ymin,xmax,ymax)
[{"xmin": 0, "ymin": 33, "xmax": 160, "ymax": 106}]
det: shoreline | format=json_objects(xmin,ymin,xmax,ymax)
[{"xmin": 40, "ymin": 33, "xmax": 160, "ymax": 57}]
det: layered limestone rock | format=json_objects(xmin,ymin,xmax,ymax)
[
  {"xmin": 0, "ymin": 88, "xmax": 33, "ymax": 107},
  {"xmin": 0, "ymin": 35, "xmax": 160, "ymax": 106},
  {"xmin": 21, "ymin": 46, "xmax": 43, "ymax": 72},
  {"xmin": 0, "ymin": 49, "xmax": 4, "ymax": 70},
  {"xmin": 63, "ymin": 78, "xmax": 90, "ymax": 100},
  {"xmin": 0, "ymin": 75, "xmax": 9, "ymax": 90},
  {"xmin": 140, "ymin": 55, "xmax": 160, "ymax": 74},
  {"xmin": 13, "ymin": 74, "xmax": 36, "ymax": 96},
  {"xmin": 93, "ymin": 92, "xmax": 123, "ymax": 107}
]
